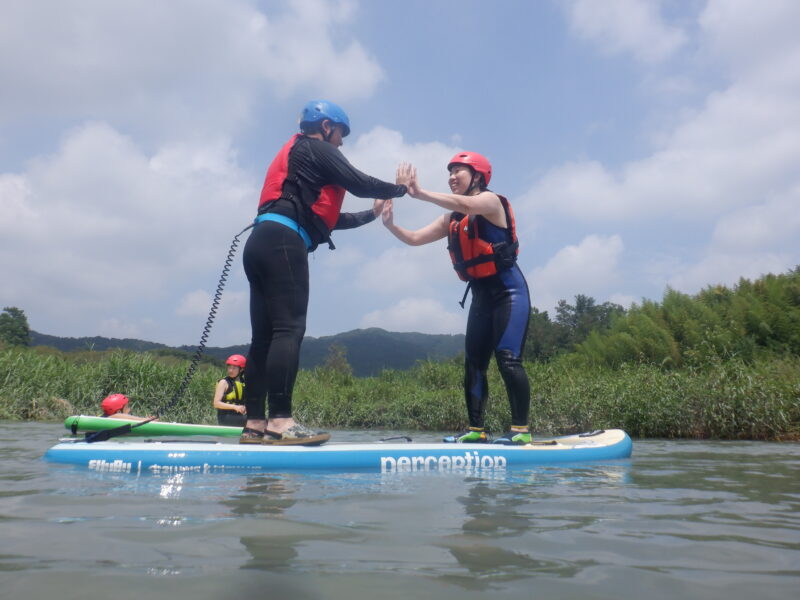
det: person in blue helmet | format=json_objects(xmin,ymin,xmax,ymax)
[
  {"xmin": 240, "ymin": 100, "xmax": 411, "ymax": 445},
  {"xmin": 382, "ymin": 155, "xmax": 532, "ymax": 445}
]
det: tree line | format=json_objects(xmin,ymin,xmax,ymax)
[{"xmin": 4, "ymin": 265, "xmax": 800, "ymax": 370}]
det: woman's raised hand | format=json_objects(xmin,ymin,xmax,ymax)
[
  {"xmin": 381, "ymin": 198, "xmax": 394, "ymax": 227},
  {"xmin": 396, "ymin": 163, "xmax": 419, "ymax": 196},
  {"xmin": 372, "ymin": 198, "xmax": 386, "ymax": 217}
]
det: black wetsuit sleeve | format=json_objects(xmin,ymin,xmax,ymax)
[
  {"xmin": 301, "ymin": 138, "xmax": 407, "ymax": 199},
  {"xmin": 334, "ymin": 209, "xmax": 376, "ymax": 230}
]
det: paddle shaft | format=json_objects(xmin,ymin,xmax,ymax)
[
  {"xmin": 84, "ymin": 416, "xmax": 157, "ymax": 443},
  {"xmin": 84, "ymin": 224, "xmax": 253, "ymax": 444}
]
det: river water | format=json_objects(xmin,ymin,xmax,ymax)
[{"xmin": 1, "ymin": 422, "xmax": 798, "ymax": 600}]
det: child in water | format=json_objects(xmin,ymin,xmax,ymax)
[{"xmin": 100, "ymin": 393, "xmax": 152, "ymax": 421}]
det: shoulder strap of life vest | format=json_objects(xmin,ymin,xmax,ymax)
[
  {"xmin": 224, "ymin": 376, "xmax": 242, "ymax": 403},
  {"xmin": 449, "ymin": 194, "xmax": 519, "ymax": 295},
  {"xmin": 465, "ymin": 195, "xmax": 517, "ymax": 262}
]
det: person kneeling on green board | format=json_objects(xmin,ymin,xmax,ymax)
[{"xmin": 212, "ymin": 354, "xmax": 247, "ymax": 427}]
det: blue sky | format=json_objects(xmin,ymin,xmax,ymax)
[{"xmin": 1, "ymin": 0, "xmax": 798, "ymax": 347}]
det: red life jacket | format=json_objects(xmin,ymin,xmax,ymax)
[
  {"xmin": 447, "ymin": 195, "xmax": 519, "ymax": 282},
  {"xmin": 258, "ymin": 134, "xmax": 346, "ymax": 231}
]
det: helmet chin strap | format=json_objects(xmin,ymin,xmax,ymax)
[{"xmin": 465, "ymin": 173, "xmax": 481, "ymax": 195}]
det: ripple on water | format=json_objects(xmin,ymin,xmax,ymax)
[{"xmin": 1, "ymin": 423, "xmax": 798, "ymax": 599}]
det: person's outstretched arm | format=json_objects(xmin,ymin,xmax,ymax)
[
  {"xmin": 334, "ymin": 199, "xmax": 386, "ymax": 231},
  {"xmin": 398, "ymin": 163, "xmax": 504, "ymax": 222},
  {"xmin": 381, "ymin": 198, "xmax": 448, "ymax": 246},
  {"xmin": 307, "ymin": 139, "xmax": 409, "ymax": 199}
]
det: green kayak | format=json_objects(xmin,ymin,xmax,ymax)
[{"xmin": 64, "ymin": 415, "xmax": 242, "ymax": 437}]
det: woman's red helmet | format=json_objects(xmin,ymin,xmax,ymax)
[
  {"xmin": 101, "ymin": 393, "xmax": 129, "ymax": 415},
  {"xmin": 447, "ymin": 151, "xmax": 492, "ymax": 186},
  {"xmin": 226, "ymin": 354, "xmax": 247, "ymax": 368}
]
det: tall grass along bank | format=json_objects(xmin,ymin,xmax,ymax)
[{"xmin": 1, "ymin": 346, "xmax": 797, "ymax": 440}]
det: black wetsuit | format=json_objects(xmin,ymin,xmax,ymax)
[
  {"xmin": 460, "ymin": 216, "xmax": 532, "ymax": 430},
  {"xmin": 243, "ymin": 135, "xmax": 406, "ymax": 420}
]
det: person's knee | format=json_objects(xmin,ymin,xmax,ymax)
[{"xmin": 495, "ymin": 349, "xmax": 523, "ymax": 376}]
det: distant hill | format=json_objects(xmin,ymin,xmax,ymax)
[
  {"xmin": 31, "ymin": 332, "xmax": 170, "ymax": 353},
  {"xmin": 30, "ymin": 328, "xmax": 465, "ymax": 377}
]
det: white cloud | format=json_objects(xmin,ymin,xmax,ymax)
[
  {"xmin": 356, "ymin": 244, "xmax": 452, "ymax": 296},
  {"xmin": 0, "ymin": 0, "xmax": 383, "ymax": 136},
  {"xmin": 0, "ymin": 175, "xmax": 36, "ymax": 224},
  {"xmin": 360, "ymin": 297, "xmax": 465, "ymax": 334},
  {"xmin": 528, "ymin": 234, "xmax": 625, "ymax": 313},
  {"xmin": 666, "ymin": 252, "xmax": 792, "ymax": 295},
  {"xmin": 711, "ymin": 187, "xmax": 800, "ymax": 251},
  {"xmin": 0, "ymin": 121, "xmax": 255, "ymax": 343},
  {"xmin": 535, "ymin": 0, "xmax": 800, "ymax": 224},
  {"xmin": 699, "ymin": 0, "xmax": 800, "ymax": 77},
  {"xmin": 176, "ymin": 290, "xmax": 213, "ymax": 318},
  {"xmin": 523, "ymin": 0, "xmax": 800, "ymax": 310},
  {"xmin": 564, "ymin": 0, "xmax": 687, "ymax": 64},
  {"xmin": 522, "ymin": 78, "xmax": 800, "ymax": 222},
  {"xmin": 662, "ymin": 186, "xmax": 800, "ymax": 294},
  {"xmin": 258, "ymin": 0, "xmax": 384, "ymax": 101}
]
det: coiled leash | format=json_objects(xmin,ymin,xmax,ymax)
[{"xmin": 85, "ymin": 223, "xmax": 255, "ymax": 442}]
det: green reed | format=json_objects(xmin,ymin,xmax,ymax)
[{"xmin": 2, "ymin": 345, "xmax": 797, "ymax": 440}]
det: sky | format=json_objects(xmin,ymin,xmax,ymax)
[{"xmin": 1, "ymin": 0, "xmax": 799, "ymax": 347}]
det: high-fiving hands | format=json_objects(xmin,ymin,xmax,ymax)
[
  {"xmin": 372, "ymin": 198, "xmax": 386, "ymax": 217},
  {"xmin": 381, "ymin": 198, "xmax": 395, "ymax": 227},
  {"xmin": 396, "ymin": 162, "xmax": 419, "ymax": 197}
]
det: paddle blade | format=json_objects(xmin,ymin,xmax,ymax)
[{"xmin": 85, "ymin": 423, "xmax": 133, "ymax": 443}]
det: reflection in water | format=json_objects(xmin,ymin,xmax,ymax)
[
  {"xmin": 437, "ymin": 463, "xmax": 633, "ymax": 590},
  {"xmin": 219, "ymin": 474, "xmax": 362, "ymax": 572},
  {"xmin": 158, "ymin": 473, "xmax": 185, "ymax": 500},
  {"xmin": 225, "ymin": 475, "xmax": 299, "ymax": 518},
  {"xmin": 222, "ymin": 475, "xmax": 301, "ymax": 570},
  {"xmin": 9, "ymin": 425, "xmax": 800, "ymax": 599}
]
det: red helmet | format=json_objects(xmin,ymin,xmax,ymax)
[
  {"xmin": 226, "ymin": 354, "xmax": 247, "ymax": 368},
  {"xmin": 101, "ymin": 393, "xmax": 129, "ymax": 416},
  {"xmin": 447, "ymin": 151, "xmax": 492, "ymax": 186}
]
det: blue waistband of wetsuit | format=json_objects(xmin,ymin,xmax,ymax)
[{"xmin": 253, "ymin": 213, "xmax": 312, "ymax": 249}]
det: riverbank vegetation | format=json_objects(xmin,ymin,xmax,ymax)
[{"xmin": 1, "ymin": 269, "xmax": 798, "ymax": 440}]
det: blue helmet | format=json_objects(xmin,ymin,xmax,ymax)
[{"xmin": 299, "ymin": 100, "xmax": 351, "ymax": 137}]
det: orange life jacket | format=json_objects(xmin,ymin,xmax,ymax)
[{"xmin": 447, "ymin": 194, "xmax": 519, "ymax": 282}]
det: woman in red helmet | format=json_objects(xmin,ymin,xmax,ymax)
[
  {"xmin": 212, "ymin": 354, "xmax": 248, "ymax": 427},
  {"xmin": 382, "ymin": 154, "xmax": 532, "ymax": 445},
  {"xmin": 100, "ymin": 393, "xmax": 152, "ymax": 421}
]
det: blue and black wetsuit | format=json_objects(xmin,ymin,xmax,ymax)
[{"xmin": 458, "ymin": 215, "xmax": 531, "ymax": 430}]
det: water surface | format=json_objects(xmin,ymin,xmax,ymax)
[{"xmin": 1, "ymin": 422, "xmax": 798, "ymax": 599}]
